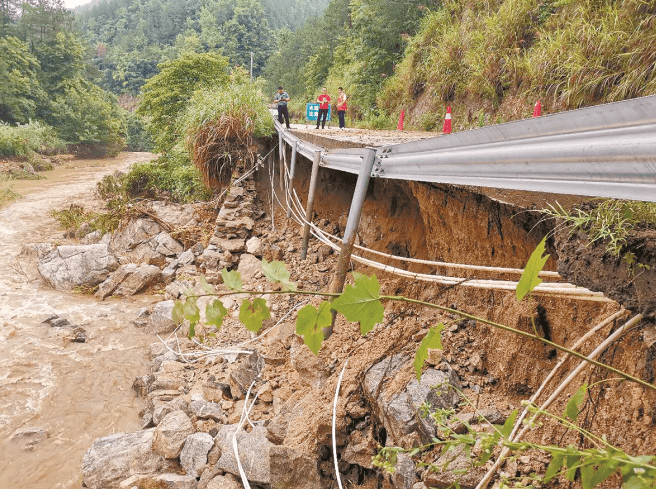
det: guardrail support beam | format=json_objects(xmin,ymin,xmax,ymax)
[
  {"xmin": 325, "ymin": 148, "xmax": 377, "ymax": 338},
  {"xmin": 301, "ymin": 150, "xmax": 322, "ymax": 259},
  {"xmin": 287, "ymin": 140, "xmax": 298, "ymax": 218}
]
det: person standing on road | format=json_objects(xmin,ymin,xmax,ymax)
[
  {"xmin": 315, "ymin": 87, "xmax": 330, "ymax": 129},
  {"xmin": 274, "ymin": 86, "xmax": 291, "ymax": 129},
  {"xmin": 336, "ymin": 87, "xmax": 347, "ymax": 130}
]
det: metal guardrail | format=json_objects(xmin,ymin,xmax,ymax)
[{"xmin": 272, "ymin": 95, "xmax": 656, "ymax": 202}]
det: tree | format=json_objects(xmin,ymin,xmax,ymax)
[
  {"xmin": 137, "ymin": 51, "xmax": 230, "ymax": 152},
  {"xmin": 0, "ymin": 36, "xmax": 46, "ymax": 123}
]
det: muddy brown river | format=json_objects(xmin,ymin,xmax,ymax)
[{"xmin": 0, "ymin": 153, "xmax": 161, "ymax": 488}]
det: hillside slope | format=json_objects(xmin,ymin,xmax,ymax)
[{"xmin": 381, "ymin": 0, "xmax": 656, "ymax": 130}]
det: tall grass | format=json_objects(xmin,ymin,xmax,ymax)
[
  {"xmin": 382, "ymin": 0, "xmax": 656, "ymax": 127},
  {"xmin": 181, "ymin": 78, "xmax": 274, "ymax": 191},
  {"xmin": 0, "ymin": 121, "xmax": 65, "ymax": 157}
]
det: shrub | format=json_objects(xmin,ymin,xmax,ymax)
[
  {"xmin": 0, "ymin": 121, "xmax": 64, "ymax": 157},
  {"xmin": 123, "ymin": 111, "xmax": 153, "ymax": 152},
  {"xmin": 121, "ymin": 149, "xmax": 212, "ymax": 203},
  {"xmin": 181, "ymin": 75, "xmax": 274, "ymax": 190}
]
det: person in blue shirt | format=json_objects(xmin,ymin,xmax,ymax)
[{"xmin": 274, "ymin": 86, "xmax": 291, "ymax": 129}]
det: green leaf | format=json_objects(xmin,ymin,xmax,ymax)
[
  {"xmin": 200, "ymin": 276, "xmax": 214, "ymax": 294},
  {"xmin": 239, "ymin": 298, "xmax": 271, "ymax": 333},
  {"xmin": 296, "ymin": 302, "xmax": 331, "ymax": 355},
  {"xmin": 261, "ymin": 258, "xmax": 297, "ymax": 291},
  {"xmin": 516, "ymin": 236, "xmax": 550, "ymax": 302},
  {"xmin": 221, "ymin": 268, "xmax": 243, "ymax": 291},
  {"xmin": 580, "ymin": 460, "xmax": 619, "ymax": 489},
  {"xmin": 565, "ymin": 445, "xmax": 580, "ymax": 481},
  {"xmin": 205, "ymin": 299, "xmax": 228, "ymax": 328},
  {"xmin": 543, "ymin": 452, "xmax": 565, "ymax": 483},
  {"xmin": 331, "ymin": 273, "xmax": 384, "ymax": 335},
  {"xmin": 565, "ymin": 383, "xmax": 588, "ymax": 422},
  {"xmin": 413, "ymin": 324, "xmax": 445, "ymax": 380},
  {"xmin": 188, "ymin": 322, "xmax": 195, "ymax": 341},
  {"xmin": 172, "ymin": 300, "xmax": 185, "ymax": 324},
  {"xmin": 183, "ymin": 297, "xmax": 200, "ymax": 326},
  {"xmin": 501, "ymin": 410, "xmax": 518, "ymax": 439}
]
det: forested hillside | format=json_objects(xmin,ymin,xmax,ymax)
[
  {"xmin": 75, "ymin": 0, "xmax": 329, "ymax": 94},
  {"xmin": 0, "ymin": 0, "xmax": 124, "ymax": 154},
  {"xmin": 263, "ymin": 0, "xmax": 656, "ymax": 129}
]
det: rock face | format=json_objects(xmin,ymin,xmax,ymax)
[
  {"xmin": 229, "ymin": 351, "xmax": 264, "ymax": 398},
  {"xmin": 364, "ymin": 355, "xmax": 461, "ymax": 445},
  {"xmin": 269, "ymin": 445, "xmax": 322, "ymax": 489},
  {"xmin": 82, "ymin": 429, "xmax": 172, "ymax": 489},
  {"xmin": 180, "ymin": 432, "xmax": 214, "ymax": 478},
  {"xmin": 215, "ymin": 424, "xmax": 273, "ymax": 485},
  {"xmin": 38, "ymin": 244, "xmax": 118, "ymax": 290},
  {"xmin": 152, "ymin": 410, "xmax": 195, "ymax": 458},
  {"xmin": 423, "ymin": 446, "xmax": 487, "ymax": 489},
  {"xmin": 95, "ymin": 263, "xmax": 161, "ymax": 299}
]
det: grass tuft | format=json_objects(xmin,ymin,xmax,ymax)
[{"xmin": 181, "ymin": 76, "xmax": 274, "ymax": 192}]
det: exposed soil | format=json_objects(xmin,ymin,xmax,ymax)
[
  {"xmin": 556, "ymin": 226, "xmax": 656, "ymax": 317},
  {"xmin": 240, "ymin": 146, "xmax": 656, "ymax": 487}
]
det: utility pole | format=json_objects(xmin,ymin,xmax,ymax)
[{"xmin": 250, "ymin": 52, "xmax": 253, "ymax": 82}]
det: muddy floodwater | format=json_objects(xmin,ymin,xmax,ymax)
[{"xmin": 0, "ymin": 153, "xmax": 160, "ymax": 488}]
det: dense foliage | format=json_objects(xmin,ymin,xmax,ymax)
[
  {"xmin": 75, "ymin": 0, "xmax": 330, "ymax": 94},
  {"xmin": 137, "ymin": 51, "xmax": 230, "ymax": 152},
  {"xmin": 0, "ymin": 0, "xmax": 127, "ymax": 155},
  {"xmin": 181, "ymin": 70, "xmax": 275, "ymax": 188}
]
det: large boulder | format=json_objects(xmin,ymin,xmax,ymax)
[
  {"xmin": 152, "ymin": 410, "xmax": 195, "ymax": 459},
  {"xmin": 236, "ymin": 254, "xmax": 261, "ymax": 282},
  {"xmin": 95, "ymin": 263, "xmax": 161, "ymax": 299},
  {"xmin": 82, "ymin": 429, "xmax": 173, "ymax": 489},
  {"xmin": 364, "ymin": 355, "xmax": 461, "ymax": 446},
  {"xmin": 180, "ymin": 433, "xmax": 214, "ymax": 478},
  {"xmin": 109, "ymin": 218, "xmax": 162, "ymax": 254},
  {"xmin": 145, "ymin": 300, "xmax": 177, "ymax": 334},
  {"xmin": 38, "ymin": 244, "xmax": 118, "ymax": 290},
  {"xmin": 215, "ymin": 424, "xmax": 273, "ymax": 485}
]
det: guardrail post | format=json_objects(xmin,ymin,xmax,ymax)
[
  {"xmin": 301, "ymin": 150, "xmax": 322, "ymax": 259},
  {"xmin": 287, "ymin": 140, "xmax": 298, "ymax": 218},
  {"xmin": 278, "ymin": 132, "xmax": 285, "ymax": 190},
  {"xmin": 325, "ymin": 147, "xmax": 377, "ymax": 338}
]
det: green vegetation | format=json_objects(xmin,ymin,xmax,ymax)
[
  {"xmin": 98, "ymin": 149, "xmax": 212, "ymax": 204},
  {"xmin": 1, "ymin": 1, "xmax": 127, "ymax": 155},
  {"xmin": 382, "ymin": 0, "xmax": 656, "ymax": 129},
  {"xmin": 0, "ymin": 121, "xmax": 64, "ymax": 157},
  {"xmin": 544, "ymin": 200, "xmax": 656, "ymax": 258},
  {"xmin": 181, "ymin": 71, "xmax": 275, "ymax": 188},
  {"xmin": 51, "ymin": 204, "xmax": 120, "ymax": 235},
  {"xmin": 137, "ymin": 52, "xmax": 230, "ymax": 152},
  {"xmin": 75, "ymin": 0, "xmax": 329, "ymax": 95},
  {"xmin": 0, "ymin": 186, "xmax": 21, "ymax": 209},
  {"xmin": 375, "ymin": 383, "xmax": 656, "ymax": 489}
]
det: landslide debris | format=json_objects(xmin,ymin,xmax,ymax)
[{"xmin": 28, "ymin": 163, "xmax": 656, "ymax": 488}]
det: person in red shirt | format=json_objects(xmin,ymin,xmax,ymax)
[
  {"xmin": 336, "ymin": 87, "xmax": 347, "ymax": 130},
  {"xmin": 315, "ymin": 87, "xmax": 331, "ymax": 129}
]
